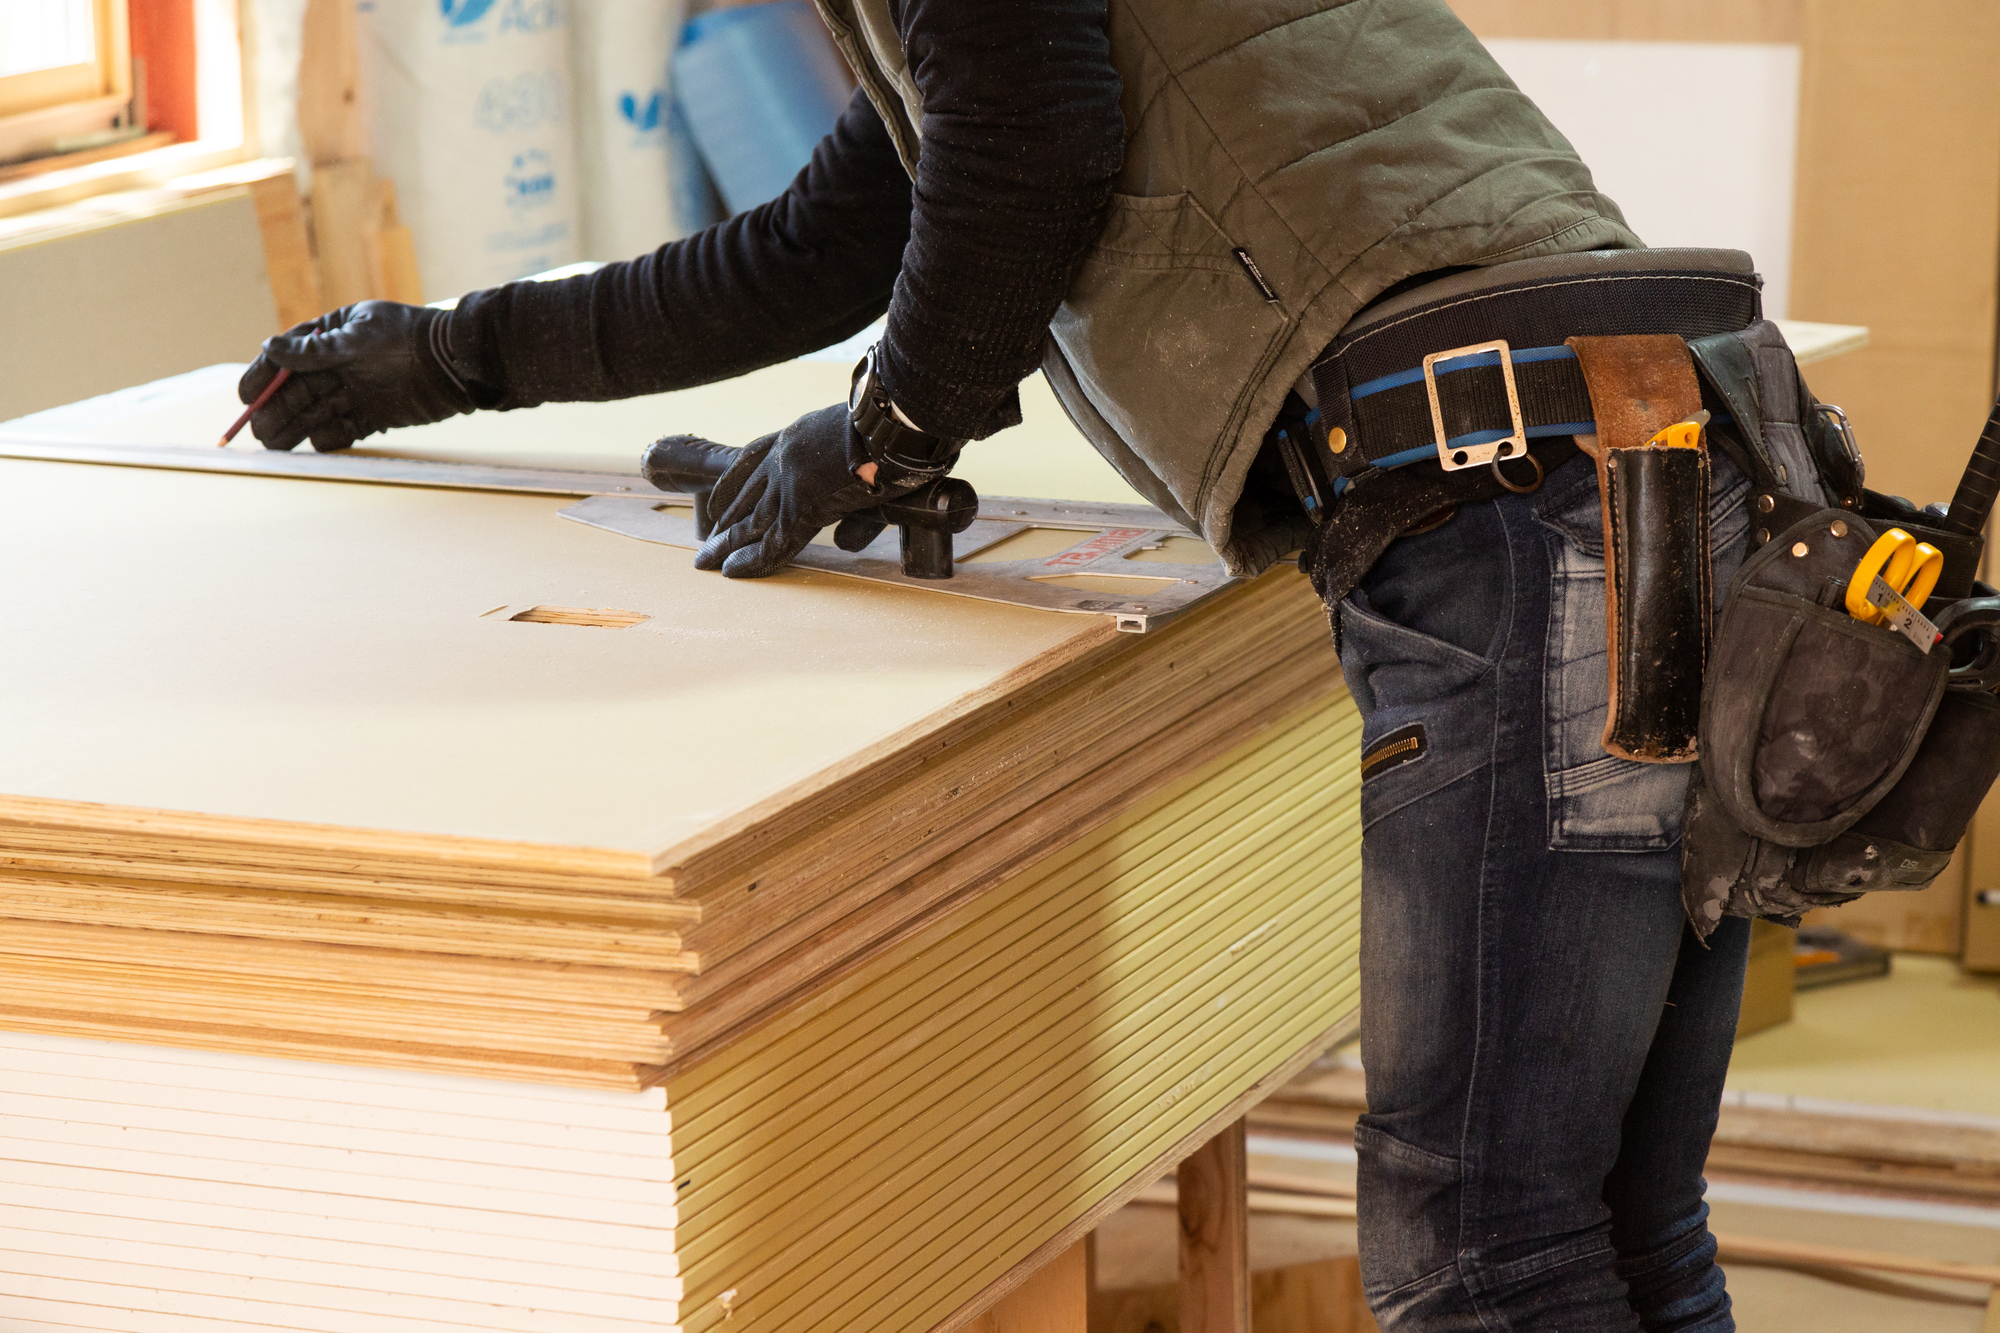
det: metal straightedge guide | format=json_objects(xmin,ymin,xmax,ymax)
[{"xmin": 0, "ymin": 435, "xmax": 1238, "ymax": 631}]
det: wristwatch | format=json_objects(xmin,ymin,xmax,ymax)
[{"xmin": 849, "ymin": 344, "xmax": 962, "ymax": 479}]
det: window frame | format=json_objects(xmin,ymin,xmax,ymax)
[{"xmin": 0, "ymin": 0, "xmax": 131, "ymax": 161}]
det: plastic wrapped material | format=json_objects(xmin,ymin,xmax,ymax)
[
  {"xmin": 243, "ymin": 0, "xmax": 310, "ymax": 186},
  {"xmin": 671, "ymin": 0, "xmax": 853, "ymax": 214},
  {"xmin": 365, "ymin": 0, "xmax": 582, "ymax": 300},
  {"xmin": 572, "ymin": 0, "xmax": 719, "ymax": 260}
]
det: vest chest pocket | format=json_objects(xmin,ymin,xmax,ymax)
[
  {"xmin": 1050, "ymin": 193, "xmax": 1292, "ymax": 503},
  {"xmin": 1087, "ymin": 192, "xmax": 1246, "ymax": 274}
]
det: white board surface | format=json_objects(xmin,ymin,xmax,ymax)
[{"xmin": 0, "ymin": 1030, "xmax": 677, "ymax": 1332}]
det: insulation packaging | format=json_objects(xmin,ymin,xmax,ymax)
[
  {"xmin": 672, "ymin": 0, "xmax": 853, "ymax": 214},
  {"xmin": 364, "ymin": 0, "xmax": 583, "ymax": 300},
  {"xmin": 243, "ymin": 0, "xmax": 311, "ymax": 187},
  {"xmin": 572, "ymin": 0, "xmax": 719, "ymax": 261}
]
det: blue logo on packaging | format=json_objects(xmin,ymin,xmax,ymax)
[
  {"xmin": 505, "ymin": 150, "xmax": 558, "ymax": 213},
  {"xmin": 618, "ymin": 90, "xmax": 664, "ymax": 133},
  {"xmin": 500, "ymin": 0, "xmax": 562, "ymax": 32},
  {"xmin": 476, "ymin": 71, "xmax": 567, "ymax": 134},
  {"xmin": 440, "ymin": 0, "xmax": 495, "ymax": 26},
  {"xmin": 441, "ymin": 0, "xmax": 561, "ymax": 35}
]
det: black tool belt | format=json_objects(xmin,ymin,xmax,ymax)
[{"xmin": 1296, "ymin": 248, "xmax": 1764, "ymax": 605}]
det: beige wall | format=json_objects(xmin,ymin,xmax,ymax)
[
  {"xmin": 0, "ymin": 193, "xmax": 278, "ymax": 423},
  {"xmin": 1453, "ymin": 0, "xmax": 2000, "ymax": 507}
]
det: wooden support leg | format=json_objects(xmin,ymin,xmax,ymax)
[
  {"xmin": 969, "ymin": 1238, "xmax": 1088, "ymax": 1333},
  {"xmin": 1180, "ymin": 1117, "xmax": 1251, "ymax": 1333}
]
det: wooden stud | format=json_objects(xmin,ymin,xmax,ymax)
[
  {"xmin": 309, "ymin": 158, "xmax": 378, "ymax": 310},
  {"xmin": 967, "ymin": 1239, "xmax": 1088, "ymax": 1333},
  {"xmin": 366, "ymin": 178, "xmax": 424, "ymax": 304},
  {"xmin": 1178, "ymin": 1119, "xmax": 1251, "ymax": 1333},
  {"xmin": 297, "ymin": 0, "xmax": 365, "ymax": 166},
  {"xmin": 1715, "ymin": 1233, "xmax": 2000, "ymax": 1288},
  {"xmin": 246, "ymin": 169, "xmax": 325, "ymax": 330}
]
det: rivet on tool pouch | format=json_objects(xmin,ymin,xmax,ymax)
[{"xmin": 1566, "ymin": 334, "xmax": 1715, "ymax": 763}]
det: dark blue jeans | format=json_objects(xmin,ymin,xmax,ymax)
[{"xmin": 1337, "ymin": 452, "xmax": 1752, "ymax": 1332}]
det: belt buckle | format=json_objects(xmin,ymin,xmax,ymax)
[{"xmin": 1423, "ymin": 339, "xmax": 1527, "ymax": 472}]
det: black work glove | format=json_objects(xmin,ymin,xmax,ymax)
[
  {"xmin": 237, "ymin": 301, "xmax": 486, "ymax": 452},
  {"xmin": 692, "ymin": 403, "xmax": 934, "ymax": 578}
]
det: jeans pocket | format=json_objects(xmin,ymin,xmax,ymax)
[
  {"xmin": 1341, "ymin": 590, "xmax": 1496, "ymax": 829},
  {"xmin": 1536, "ymin": 463, "xmax": 1749, "ymax": 852}
]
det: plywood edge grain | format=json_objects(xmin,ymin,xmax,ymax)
[
  {"xmin": 0, "ymin": 793, "xmax": 664, "ymax": 880},
  {"xmin": 0, "ymin": 1004, "xmax": 652, "ymax": 1090},
  {"xmin": 643, "ymin": 656, "xmax": 1343, "ymax": 1079},
  {"xmin": 927, "ymin": 1011, "xmax": 1360, "ymax": 1333}
]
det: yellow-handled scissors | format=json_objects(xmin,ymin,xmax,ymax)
[{"xmin": 1846, "ymin": 528, "xmax": 1944, "ymax": 624}]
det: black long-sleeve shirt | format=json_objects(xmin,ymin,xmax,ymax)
[{"xmin": 446, "ymin": 0, "xmax": 1124, "ymax": 442}]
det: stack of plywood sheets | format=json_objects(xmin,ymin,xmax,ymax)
[{"xmin": 0, "ymin": 365, "xmax": 1361, "ymax": 1333}]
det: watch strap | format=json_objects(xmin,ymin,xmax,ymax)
[{"xmin": 850, "ymin": 346, "xmax": 962, "ymax": 476}]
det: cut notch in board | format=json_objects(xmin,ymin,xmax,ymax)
[{"xmin": 509, "ymin": 606, "xmax": 650, "ymax": 629}]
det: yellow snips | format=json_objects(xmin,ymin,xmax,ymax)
[{"xmin": 1846, "ymin": 528, "xmax": 1944, "ymax": 624}]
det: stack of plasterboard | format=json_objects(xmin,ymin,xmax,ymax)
[
  {"xmin": 0, "ymin": 366, "xmax": 1362, "ymax": 1333},
  {"xmin": 0, "ymin": 684, "xmax": 1359, "ymax": 1333},
  {"xmin": 0, "ymin": 558, "xmax": 1337, "ymax": 1087}
]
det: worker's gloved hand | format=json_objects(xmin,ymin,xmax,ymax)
[
  {"xmin": 237, "ymin": 301, "xmax": 485, "ymax": 452},
  {"xmin": 693, "ymin": 404, "xmax": 930, "ymax": 578}
]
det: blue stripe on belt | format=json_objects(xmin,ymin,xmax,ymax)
[
  {"xmin": 1349, "ymin": 344, "xmax": 1582, "ymax": 401},
  {"xmin": 1336, "ymin": 341, "xmax": 1729, "ymax": 476}
]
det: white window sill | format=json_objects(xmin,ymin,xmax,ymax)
[
  {"xmin": 0, "ymin": 137, "xmax": 257, "ymax": 226},
  {"xmin": 0, "ymin": 153, "xmax": 292, "ymax": 252}
]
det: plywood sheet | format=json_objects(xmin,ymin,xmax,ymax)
[
  {"xmin": 0, "ymin": 687, "xmax": 1364, "ymax": 1333},
  {"xmin": 0, "ymin": 454, "xmax": 1100, "ymax": 864},
  {"xmin": 0, "ymin": 194, "xmax": 280, "ymax": 423},
  {"xmin": 0, "ymin": 1030, "xmax": 680, "ymax": 1333},
  {"xmin": 1788, "ymin": 0, "xmax": 2000, "ymax": 506},
  {"xmin": 0, "ymin": 359, "xmax": 1182, "ymax": 869}
]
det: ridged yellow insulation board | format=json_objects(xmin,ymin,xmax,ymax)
[{"xmin": 665, "ymin": 688, "xmax": 1363, "ymax": 1333}]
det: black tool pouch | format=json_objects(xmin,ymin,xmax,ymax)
[
  {"xmin": 1800, "ymin": 687, "xmax": 2000, "ymax": 896},
  {"xmin": 1566, "ymin": 334, "xmax": 1716, "ymax": 762},
  {"xmin": 1675, "ymin": 319, "xmax": 2000, "ymax": 936},
  {"xmin": 1682, "ymin": 509, "xmax": 1952, "ymax": 936},
  {"xmin": 1600, "ymin": 442, "xmax": 1712, "ymax": 762}
]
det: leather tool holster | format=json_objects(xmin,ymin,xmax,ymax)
[{"xmin": 1567, "ymin": 335, "xmax": 1713, "ymax": 763}]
